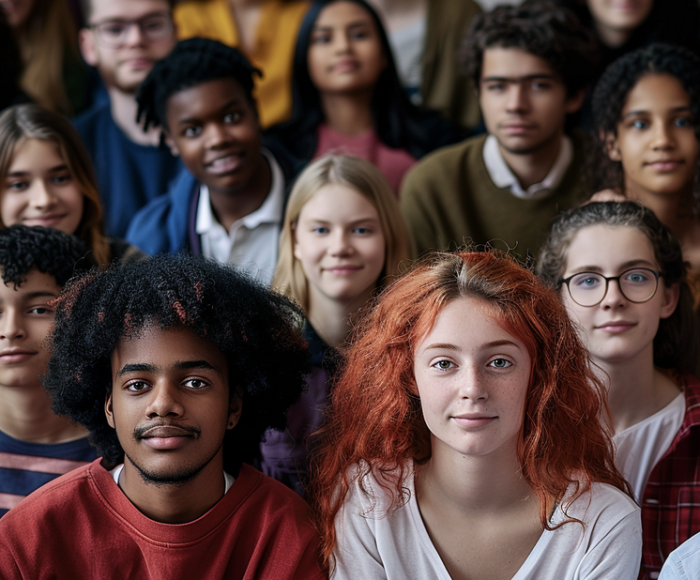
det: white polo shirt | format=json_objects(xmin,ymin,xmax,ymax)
[
  {"xmin": 196, "ymin": 150, "xmax": 285, "ymax": 286},
  {"xmin": 482, "ymin": 134, "xmax": 573, "ymax": 200}
]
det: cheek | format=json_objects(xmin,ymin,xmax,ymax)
[{"xmin": 0, "ymin": 193, "xmax": 21, "ymax": 225}]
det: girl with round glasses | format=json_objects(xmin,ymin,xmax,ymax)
[{"xmin": 538, "ymin": 201, "xmax": 700, "ymax": 577}]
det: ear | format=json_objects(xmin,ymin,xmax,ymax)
[
  {"xmin": 163, "ymin": 131, "xmax": 180, "ymax": 157},
  {"xmin": 603, "ymin": 130, "xmax": 622, "ymax": 162},
  {"xmin": 659, "ymin": 283, "xmax": 680, "ymax": 320},
  {"xmin": 79, "ymin": 28, "xmax": 99, "ymax": 68},
  {"xmin": 565, "ymin": 89, "xmax": 585, "ymax": 115},
  {"xmin": 105, "ymin": 391, "xmax": 116, "ymax": 429},
  {"xmin": 226, "ymin": 395, "xmax": 243, "ymax": 430}
]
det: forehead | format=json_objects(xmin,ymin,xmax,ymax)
[
  {"xmin": 564, "ymin": 225, "xmax": 657, "ymax": 273},
  {"xmin": 480, "ymin": 47, "xmax": 560, "ymax": 81},
  {"xmin": 298, "ymin": 183, "xmax": 379, "ymax": 221},
  {"xmin": 622, "ymin": 73, "xmax": 692, "ymax": 115},
  {"xmin": 165, "ymin": 78, "xmax": 255, "ymax": 125},
  {"xmin": 9, "ymin": 139, "xmax": 63, "ymax": 171},
  {"xmin": 88, "ymin": 0, "xmax": 170, "ymax": 21},
  {"xmin": 0, "ymin": 268, "xmax": 62, "ymax": 301},
  {"xmin": 315, "ymin": 1, "xmax": 375, "ymax": 27}
]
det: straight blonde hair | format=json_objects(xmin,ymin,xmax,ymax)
[{"xmin": 273, "ymin": 154, "xmax": 412, "ymax": 312}]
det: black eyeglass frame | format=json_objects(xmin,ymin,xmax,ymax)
[
  {"xmin": 88, "ymin": 11, "xmax": 173, "ymax": 48},
  {"xmin": 558, "ymin": 268, "xmax": 662, "ymax": 307}
]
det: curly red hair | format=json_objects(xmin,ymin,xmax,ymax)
[{"xmin": 309, "ymin": 250, "xmax": 631, "ymax": 569}]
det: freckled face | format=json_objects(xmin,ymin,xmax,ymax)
[{"xmin": 413, "ymin": 297, "xmax": 531, "ymax": 460}]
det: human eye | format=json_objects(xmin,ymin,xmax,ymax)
[
  {"xmin": 311, "ymin": 31, "xmax": 331, "ymax": 44},
  {"xmin": 312, "ymin": 226, "xmax": 329, "ymax": 234},
  {"xmin": 143, "ymin": 15, "xmax": 167, "ymax": 33},
  {"xmin": 624, "ymin": 269, "xmax": 652, "ymax": 284},
  {"xmin": 28, "ymin": 305, "xmax": 53, "ymax": 315},
  {"xmin": 125, "ymin": 380, "xmax": 150, "ymax": 393},
  {"xmin": 531, "ymin": 81, "xmax": 551, "ymax": 90},
  {"xmin": 352, "ymin": 226, "xmax": 372, "ymax": 234},
  {"xmin": 52, "ymin": 172, "xmax": 73, "ymax": 186},
  {"xmin": 487, "ymin": 358, "xmax": 512, "ymax": 369},
  {"xmin": 484, "ymin": 82, "xmax": 505, "ymax": 92},
  {"xmin": 572, "ymin": 273, "xmax": 602, "ymax": 289},
  {"xmin": 182, "ymin": 125, "xmax": 202, "ymax": 138},
  {"xmin": 223, "ymin": 111, "xmax": 243, "ymax": 124},
  {"xmin": 183, "ymin": 378, "xmax": 209, "ymax": 390},
  {"xmin": 629, "ymin": 118, "xmax": 648, "ymax": 130},
  {"xmin": 6, "ymin": 180, "xmax": 28, "ymax": 192},
  {"xmin": 431, "ymin": 359, "xmax": 455, "ymax": 371},
  {"xmin": 350, "ymin": 26, "xmax": 371, "ymax": 40},
  {"xmin": 98, "ymin": 21, "xmax": 127, "ymax": 38},
  {"xmin": 674, "ymin": 116, "xmax": 693, "ymax": 128}
]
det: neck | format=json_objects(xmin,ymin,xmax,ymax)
[
  {"xmin": 417, "ymin": 438, "xmax": 536, "ymax": 517},
  {"xmin": 306, "ymin": 286, "xmax": 375, "ymax": 348},
  {"xmin": 367, "ymin": 0, "xmax": 425, "ymax": 31},
  {"xmin": 0, "ymin": 383, "xmax": 87, "ymax": 443},
  {"xmin": 109, "ymin": 88, "xmax": 161, "ymax": 147},
  {"xmin": 593, "ymin": 347, "xmax": 681, "ymax": 433},
  {"xmin": 208, "ymin": 154, "xmax": 271, "ymax": 232},
  {"xmin": 625, "ymin": 182, "xmax": 695, "ymax": 237},
  {"xmin": 119, "ymin": 452, "xmax": 226, "ymax": 524},
  {"xmin": 498, "ymin": 134, "xmax": 563, "ymax": 190},
  {"xmin": 320, "ymin": 92, "xmax": 374, "ymax": 136},
  {"xmin": 594, "ymin": 23, "xmax": 632, "ymax": 49}
]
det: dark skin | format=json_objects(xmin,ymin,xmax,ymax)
[{"xmin": 164, "ymin": 77, "xmax": 272, "ymax": 232}]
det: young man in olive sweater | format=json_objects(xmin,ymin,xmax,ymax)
[{"xmin": 400, "ymin": 3, "xmax": 596, "ymax": 258}]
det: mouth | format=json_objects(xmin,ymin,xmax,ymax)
[
  {"xmin": 331, "ymin": 59, "xmax": 360, "ymax": 73},
  {"xmin": 596, "ymin": 320, "xmax": 637, "ymax": 333},
  {"xmin": 324, "ymin": 265, "xmax": 363, "ymax": 275},
  {"xmin": 136, "ymin": 424, "xmax": 199, "ymax": 450},
  {"xmin": 22, "ymin": 214, "xmax": 67, "ymax": 227},
  {"xmin": 451, "ymin": 414, "xmax": 497, "ymax": 428},
  {"xmin": 501, "ymin": 123, "xmax": 536, "ymax": 134},
  {"xmin": 645, "ymin": 159, "xmax": 684, "ymax": 171},
  {"xmin": 122, "ymin": 58, "xmax": 154, "ymax": 70},
  {"xmin": 205, "ymin": 153, "xmax": 245, "ymax": 176},
  {"xmin": 0, "ymin": 349, "xmax": 37, "ymax": 363}
]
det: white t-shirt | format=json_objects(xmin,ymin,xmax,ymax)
[
  {"xmin": 613, "ymin": 391, "xmax": 685, "ymax": 502},
  {"xmin": 333, "ymin": 465, "xmax": 641, "ymax": 580}
]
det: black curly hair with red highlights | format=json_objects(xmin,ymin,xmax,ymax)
[{"xmin": 43, "ymin": 253, "xmax": 311, "ymax": 474}]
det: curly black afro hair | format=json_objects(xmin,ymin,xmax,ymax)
[
  {"xmin": 136, "ymin": 37, "xmax": 262, "ymax": 132},
  {"xmin": 44, "ymin": 253, "xmax": 311, "ymax": 474},
  {"xmin": 590, "ymin": 43, "xmax": 700, "ymax": 209},
  {"xmin": 461, "ymin": 1, "xmax": 598, "ymax": 98},
  {"xmin": 0, "ymin": 225, "xmax": 93, "ymax": 288}
]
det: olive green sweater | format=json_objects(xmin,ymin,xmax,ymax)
[{"xmin": 400, "ymin": 133, "xmax": 587, "ymax": 259}]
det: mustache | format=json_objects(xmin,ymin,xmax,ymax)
[{"xmin": 133, "ymin": 423, "xmax": 201, "ymax": 440}]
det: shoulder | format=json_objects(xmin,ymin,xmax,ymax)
[
  {"xmin": 72, "ymin": 102, "xmax": 111, "ymax": 140},
  {"xmin": 661, "ymin": 531, "xmax": 700, "ymax": 580},
  {"xmin": 559, "ymin": 482, "xmax": 640, "ymax": 537}
]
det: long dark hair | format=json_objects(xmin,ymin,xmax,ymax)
[{"xmin": 268, "ymin": 0, "xmax": 461, "ymax": 161}]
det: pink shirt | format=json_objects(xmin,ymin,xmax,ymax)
[{"xmin": 314, "ymin": 124, "xmax": 416, "ymax": 194}]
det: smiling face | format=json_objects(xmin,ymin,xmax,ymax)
[
  {"xmin": 0, "ymin": 269, "xmax": 60, "ymax": 389},
  {"xmin": 307, "ymin": 0, "xmax": 387, "ymax": 97},
  {"xmin": 164, "ymin": 78, "xmax": 266, "ymax": 198},
  {"xmin": 79, "ymin": 0, "xmax": 176, "ymax": 94},
  {"xmin": 106, "ymin": 325, "xmax": 241, "ymax": 486},
  {"xmin": 607, "ymin": 74, "xmax": 698, "ymax": 201},
  {"xmin": 561, "ymin": 224, "xmax": 678, "ymax": 368},
  {"xmin": 294, "ymin": 183, "xmax": 386, "ymax": 308},
  {"xmin": 413, "ymin": 296, "xmax": 531, "ymax": 460},
  {"xmin": 2, "ymin": 138, "xmax": 84, "ymax": 235},
  {"xmin": 479, "ymin": 47, "xmax": 582, "ymax": 157}
]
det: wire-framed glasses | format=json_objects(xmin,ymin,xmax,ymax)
[
  {"xmin": 90, "ymin": 12, "xmax": 173, "ymax": 48},
  {"xmin": 559, "ymin": 268, "xmax": 661, "ymax": 307}
]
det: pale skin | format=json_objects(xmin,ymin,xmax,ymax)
[
  {"xmin": 365, "ymin": 0, "xmax": 426, "ymax": 34},
  {"xmin": 306, "ymin": 283, "xmax": 375, "ymax": 348}
]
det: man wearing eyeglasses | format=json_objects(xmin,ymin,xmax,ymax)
[{"xmin": 74, "ymin": 0, "xmax": 181, "ymax": 239}]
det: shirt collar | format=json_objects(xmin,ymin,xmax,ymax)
[
  {"xmin": 482, "ymin": 134, "xmax": 573, "ymax": 200},
  {"xmin": 196, "ymin": 149, "xmax": 285, "ymax": 235}
]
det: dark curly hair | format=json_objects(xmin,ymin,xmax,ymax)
[
  {"xmin": 461, "ymin": 1, "xmax": 598, "ymax": 98},
  {"xmin": 136, "ymin": 38, "xmax": 262, "ymax": 131},
  {"xmin": 44, "ymin": 254, "xmax": 311, "ymax": 474},
  {"xmin": 0, "ymin": 225, "xmax": 93, "ymax": 288},
  {"xmin": 590, "ymin": 43, "xmax": 700, "ymax": 210},
  {"xmin": 267, "ymin": 0, "xmax": 462, "ymax": 162},
  {"xmin": 537, "ymin": 201, "xmax": 699, "ymax": 374}
]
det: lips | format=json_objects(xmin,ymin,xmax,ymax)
[
  {"xmin": 205, "ymin": 153, "xmax": 244, "ymax": 176},
  {"xmin": 645, "ymin": 159, "xmax": 684, "ymax": 171},
  {"xmin": 331, "ymin": 59, "xmax": 360, "ymax": 73},
  {"xmin": 0, "ymin": 349, "xmax": 37, "ymax": 364},
  {"xmin": 22, "ymin": 214, "xmax": 68, "ymax": 227},
  {"xmin": 137, "ymin": 424, "xmax": 199, "ymax": 450},
  {"xmin": 596, "ymin": 320, "xmax": 637, "ymax": 333},
  {"xmin": 324, "ymin": 265, "xmax": 363, "ymax": 275},
  {"xmin": 451, "ymin": 413, "xmax": 497, "ymax": 428}
]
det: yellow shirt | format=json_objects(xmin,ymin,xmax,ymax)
[{"xmin": 174, "ymin": 0, "xmax": 310, "ymax": 128}]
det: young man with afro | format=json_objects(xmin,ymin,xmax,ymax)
[
  {"xmin": 125, "ymin": 38, "xmax": 301, "ymax": 286},
  {"xmin": 400, "ymin": 3, "xmax": 596, "ymax": 259},
  {"xmin": 0, "ymin": 225, "xmax": 97, "ymax": 517},
  {"xmin": 0, "ymin": 254, "xmax": 326, "ymax": 579}
]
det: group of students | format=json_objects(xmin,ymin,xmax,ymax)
[{"xmin": 2, "ymin": 0, "xmax": 700, "ymax": 578}]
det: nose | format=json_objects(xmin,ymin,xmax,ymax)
[
  {"xmin": 0, "ymin": 310, "xmax": 25, "ymax": 341},
  {"xmin": 506, "ymin": 83, "xmax": 529, "ymax": 113},
  {"xmin": 459, "ymin": 365, "xmax": 489, "ymax": 401},
  {"xmin": 652, "ymin": 121, "xmax": 675, "ymax": 150},
  {"xmin": 145, "ymin": 382, "xmax": 185, "ymax": 418},
  {"xmin": 600, "ymin": 278, "xmax": 627, "ymax": 310},
  {"xmin": 334, "ymin": 31, "xmax": 351, "ymax": 53},
  {"xmin": 122, "ymin": 21, "xmax": 145, "ymax": 47},
  {"xmin": 204, "ymin": 123, "xmax": 232, "ymax": 150},
  {"xmin": 28, "ymin": 181, "xmax": 57, "ymax": 209},
  {"xmin": 328, "ymin": 230, "xmax": 353, "ymax": 257}
]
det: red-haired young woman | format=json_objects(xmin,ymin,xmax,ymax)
[{"xmin": 310, "ymin": 250, "xmax": 642, "ymax": 579}]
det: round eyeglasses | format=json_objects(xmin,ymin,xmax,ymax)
[
  {"xmin": 559, "ymin": 268, "xmax": 661, "ymax": 307},
  {"xmin": 90, "ymin": 13, "xmax": 173, "ymax": 48}
]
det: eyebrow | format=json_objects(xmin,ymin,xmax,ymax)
[
  {"xmin": 115, "ymin": 360, "xmax": 217, "ymax": 377},
  {"xmin": 0, "ymin": 291, "xmax": 59, "ymax": 305},
  {"xmin": 7, "ymin": 165, "xmax": 68, "ymax": 177},
  {"xmin": 306, "ymin": 217, "xmax": 380, "ymax": 225},
  {"xmin": 423, "ymin": 340, "xmax": 522, "ymax": 351},
  {"xmin": 175, "ymin": 100, "xmax": 244, "ymax": 126},
  {"xmin": 623, "ymin": 106, "xmax": 692, "ymax": 118},
  {"xmin": 313, "ymin": 20, "xmax": 372, "ymax": 31},
  {"xmin": 569, "ymin": 259, "xmax": 656, "ymax": 273},
  {"xmin": 481, "ymin": 74, "xmax": 557, "ymax": 83}
]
